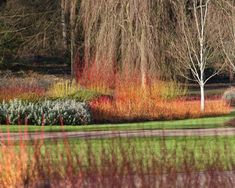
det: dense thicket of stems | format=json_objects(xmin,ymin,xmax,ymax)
[{"xmin": 80, "ymin": 0, "xmax": 174, "ymax": 87}]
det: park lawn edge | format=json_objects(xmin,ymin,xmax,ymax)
[{"xmin": 0, "ymin": 113, "xmax": 234, "ymax": 133}]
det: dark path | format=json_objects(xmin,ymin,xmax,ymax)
[{"xmin": 1, "ymin": 128, "xmax": 235, "ymax": 141}]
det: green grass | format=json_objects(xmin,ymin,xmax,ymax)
[
  {"xmin": 70, "ymin": 136, "xmax": 235, "ymax": 169},
  {"xmin": 9, "ymin": 135, "xmax": 235, "ymax": 170},
  {"xmin": 0, "ymin": 113, "xmax": 234, "ymax": 133}
]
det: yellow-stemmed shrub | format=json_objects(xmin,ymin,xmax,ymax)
[{"xmin": 47, "ymin": 79, "xmax": 80, "ymax": 99}]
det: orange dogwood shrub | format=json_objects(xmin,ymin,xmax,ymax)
[
  {"xmin": 77, "ymin": 61, "xmax": 230, "ymax": 123},
  {"xmin": 89, "ymin": 96, "xmax": 230, "ymax": 123}
]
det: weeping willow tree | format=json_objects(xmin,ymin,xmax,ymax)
[{"xmin": 80, "ymin": 0, "xmax": 170, "ymax": 88}]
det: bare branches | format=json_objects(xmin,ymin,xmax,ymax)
[
  {"xmin": 218, "ymin": 0, "xmax": 235, "ymax": 72},
  {"xmin": 80, "ymin": 0, "xmax": 164, "ymax": 87},
  {"xmin": 169, "ymin": 0, "xmax": 224, "ymax": 111},
  {"xmin": 0, "ymin": 0, "xmax": 63, "ymax": 59}
]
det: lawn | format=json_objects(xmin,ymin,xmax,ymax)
[
  {"xmin": 6, "ymin": 135, "xmax": 235, "ymax": 170},
  {"xmin": 0, "ymin": 113, "xmax": 233, "ymax": 133},
  {"xmin": 1, "ymin": 131, "xmax": 235, "ymax": 186}
]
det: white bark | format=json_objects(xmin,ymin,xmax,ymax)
[
  {"xmin": 200, "ymin": 82, "xmax": 205, "ymax": 112},
  {"xmin": 191, "ymin": 0, "xmax": 208, "ymax": 112},
  {"xmin": 177, "ymin": 0, "xmax": 222, "ymax": 112}
]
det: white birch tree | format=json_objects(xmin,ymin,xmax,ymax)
[{"xmin": 171, "ymin": 0, "xmax": 223, "ymax": 112}]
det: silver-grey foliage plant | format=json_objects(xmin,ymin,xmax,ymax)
[{"xmin": 0, "ymin": 99, "xmax": 92, "ymax": 125}]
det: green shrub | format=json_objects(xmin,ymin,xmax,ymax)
[{"xmin": 0, "ymin": 99, "xmax": 92, "ymax": 125}]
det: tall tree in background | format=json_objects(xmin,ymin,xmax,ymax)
[
  {"xmin": 60, "ymin": 0, "xmax": 80, "ymax": 77},
  {"xmin": 0, "ymin": 0, "xmax": 61, "ymax": 58},
  {"xmin": 218, "ymin": 0, "xmax": 235, "ymax": 71},
  {"xmin": 0, "ymin": 0, "xmax": 231, "ymax": 85},
  {"xmin": 61, "ymin": 0, "xmax": 68, "ymax": 53},
  {"xmin": 80, "ymin": 0, "xmax": 164, "ymax": 89},
  {"xmin": 70, "ymin": 0, "xmax": 78, "ymax": 78}
]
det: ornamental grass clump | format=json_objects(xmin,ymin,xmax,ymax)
[
  {"xmin": 47, "ymin": 79, "xmax": 104, "ymax": 103},
  {"xmin": 0, "ymin": 99, "xmax": 92, "ymax": 125},
  {"xmin": 47, "ymin": 79, "xmax": 80, "ymax": 99}
]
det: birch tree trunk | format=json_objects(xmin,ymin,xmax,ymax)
[{"xmin": 200, "ymin": 82, "xmax": 205, "ymax": 112}]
